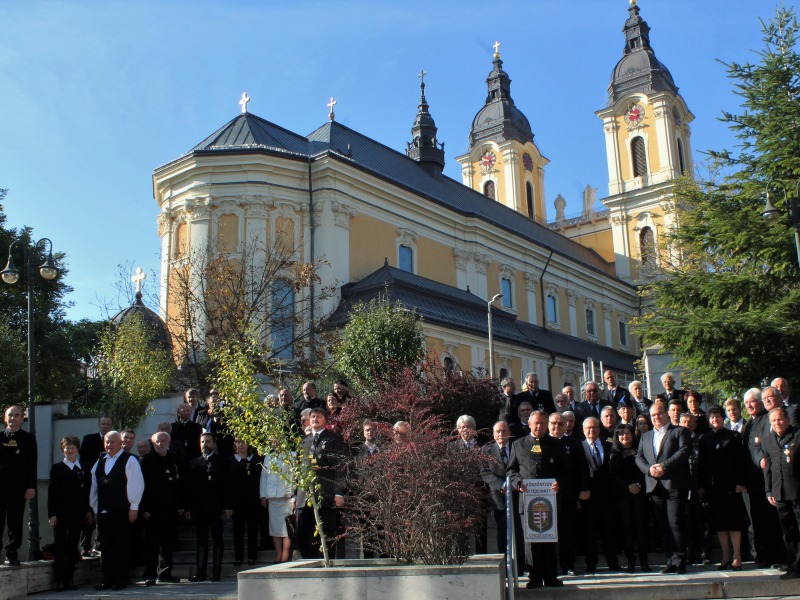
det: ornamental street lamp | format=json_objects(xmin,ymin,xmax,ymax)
[
  {"xmin": 487, "ymin": 293, "xmax": 503, "ymax": 379},
  {"xmin": 1, "ymin": 237, "xmax": 59, "ymax": 560},
  {"xmin": 761, "ymin": 181, "xmax": 800, "ymax": 269}
]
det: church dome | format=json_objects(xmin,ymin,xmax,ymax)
[
  {"xmin": 111, "ymin": 292, "xmax": 172, "ymax": 351},
  {"xmin": 469, "ymin": 52, "xmax": 534, "ymax": 147},
  {"xmin": 607, "ymin": 2, "xmax": 678, "ymax": 105}
]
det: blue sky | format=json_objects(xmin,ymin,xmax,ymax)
[{"xmin": 0, "ymin": 0, "xmax": 772, "ymax": 321}]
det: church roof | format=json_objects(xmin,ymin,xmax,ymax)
[
  {"xmin": 328, "ymin": 262, "xmax": 637, "ymax": 372},
  {"xmin": 111, "ymin": 292, "xmax": 173, "ymax": 351},
  {"xmin": 169, "ymin": 113, "xmax": 627, "ymax": 282},
  {"xmin": 607, "ymin": 2, "xmax": 678, "ymax": 105}
]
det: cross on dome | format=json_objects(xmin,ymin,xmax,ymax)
[
  {"xmin": 131, "ymin": 267, "xmax": 147, "ymax": 295},
  {"xmin": 239, "ymin": 92, "xmax": 251, "ymax": 114},
  {"xmin": 327, "ymin": 96, "xmax": 337, "ymax": 121},
  {"xmin": 493, "ymin": 41, "xmax": 501, "ymax": 58}
]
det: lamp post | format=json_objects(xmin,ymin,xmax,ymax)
[
  {"xmin": 487, "ymin": 293, "xmax": 502, "ymax": 379},
  {"xmin": 761, "ymin": 180, "xmax": 800, "ymax": 269},
  {"xmin": 1, "ymin": 237, "xmax": 59, "ymax": 560}
]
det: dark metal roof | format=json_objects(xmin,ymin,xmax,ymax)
[
  {"xmin": 469, "ymin": 55, "xmax": 533, "ymax": 146},
  {"xmin": 171, "ymin": 111, "xmax": 629, "ymax": 283},
  {"xmin": 329, "ymin": 263, "xmax": 637, "ymax": 373},
  {"xmin": 111, "ymin": 293, "xmax": 172, "ymax": 351},
  {"xmin": 608, "ymin": 3, "xmax": 677, "ymax": 105}
]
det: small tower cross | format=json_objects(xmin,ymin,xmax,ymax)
[
  {"xmin": 493, "ymin": 41, "xmax": 501, "ymax": 57},
  {"xmin": 327, "ymin": 96, "xmax": 337, "ymax": 121},
  {"xmin": 131, "ymin": 267, "xmax": 147, "ymax": 295},
  {"xmin": 239, "ymin": 92, "xmax": 251, "ymax": 114}
]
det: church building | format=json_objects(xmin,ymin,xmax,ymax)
[{"xmin": 151, "ymin": 2, "xmax": 692, "ymax": 393}]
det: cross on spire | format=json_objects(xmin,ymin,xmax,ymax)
[
  {"xmin": 493, "ymin": 40, "xmax": 501, "ymax": 57},
  {"xmin": 327, "ymin": 96, "xmax": 337, "ymax": 121},
  {"xmin": 131, "ymin": 267, "xmax": 147, "ymax": 295},
  {"xmin": 239, "ymin": 92, "xmax": 250, "ymax": 114}
]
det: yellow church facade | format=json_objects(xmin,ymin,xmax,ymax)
[{"xmin": 152, "ymin": 2, "xmax": 691, "ymax": 393}]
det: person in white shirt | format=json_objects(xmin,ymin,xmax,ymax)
[
  {"xmin": 724, "ymin": 398, "xmax": 744, "ymax": 433},
  {"xmin": 260, "ymin": 450, "xmax": 295, "ymax": 563}
]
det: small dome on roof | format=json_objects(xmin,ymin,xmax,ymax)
[{"xmin": 111, "ymin": 292, "xmax": 172, "ymax": 351}]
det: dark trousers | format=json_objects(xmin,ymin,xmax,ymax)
[
  {"xmin": 491, "ymin": 508, "xmax": 507, "ymax": 554},
  {"xmin": 97, "ymin": 512, "xmax": 131, "ymax": 586},
  {"xmin": 529, "ymin": 542, "xmax": 559, "ymax": 586},
  {"xmin": 747, "ymin": 490, "xmax": 788, "ymax": 564},
  {"xmin": 143, "ymin": 510, "xmax": 177, "ymax": 580},
  {"xmin": 194, "ymin": 513, "xmax": 223, "ymax": 578},
  {"xmin": 776, "ymin": 499, "xmax": 800, "ymax": 573},
  {"xmin": 232, "ymin": 499, "xmax": 259, "ymax": 562},
  {"xmin": 53, "ymin": 515, "xmax": 82, "ymax": 584},
  {"xmin": 650, "ymin": 485, "xmax": 687, "ymax": 566},
  {"xmin": 0, "ymin": 493, "xmax": 26, "ymax": 560},
  {"xmin": 579, "ymin": 495, "xmax": 620, "ymax": 570},
  {"xmin": 619, "ymin": 491, "xmax": 650, "ymax": 567},
  {"xmin": 557, "ymin": 496, "xmax": 577, "ymax": 573},
  {"xmin": 79, "ymin": 521, "xmax": 96, "ymax": 553},
  {"xmin": 296, "ymin": 506, "xmax": 338, "ymax": 559}
]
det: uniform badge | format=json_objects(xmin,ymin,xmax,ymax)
[
  {"xmin": 8, "ymin": 439, "xmax": 17, "ymax": 447},
  {"xmin": 531, "ymin": 441, "xmax": 542, "ymax": 454},
  {"xmin": 755, "ymin": 436, "xmax": 759, "ymax": 444}
]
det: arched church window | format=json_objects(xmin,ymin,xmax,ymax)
[
  {"xmin": 271, "ymin": 280, "xmax": 295, "ymax": 360},
  {"xmin": 484, "ymin": 180, "xmax": 496, "ymax": 200},
  {"xmin": 443, "ymin": 356, "xmax": 454, "ymax": 373},
  {"xmin": 399, "ymin": 244, "xmax": 413, "ymax": 273},
  {"xmin": 526, "ymin": 182, "xmax": 534, "ymax": 219},
  {"xmin": 631, "ymin": 137, "xmax": 647, "ymax": 178},
  {"xmin": 640, "ymin": 227, "xmax": 656, "ymax": 269},
  {"xmin": 677, "ymin": 138, "xmax": 686, "ymax": 175}
]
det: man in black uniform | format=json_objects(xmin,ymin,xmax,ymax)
[
  {"xmin": 764, "ymin": 407, "xmax": 800, "ymax": 580},
  {"xmin": 171, "ymin": 403, "xmax": 203, "ymax": 463},
  {"xmin": 186, "ymin": 432, "xmax": 226, "ymax": 582},
  {"xmin": 140, "ymin": 432, "xmax": 184, "ymax": 585},
  {"xmin": 293, "ymin": 407, "xmax": 345, "ymax": 559},
  {"xmin": 514, "ymin": 373, "xmax": 555, "ymax": 415},
  {"xmin": 78, "ymin": 415, "xmax": 112, "ymax": 557},
  {"xmin": 1, "ymin": 405, "xmax": 37, "ymax": 566},
  {"xmin": 90, "ymin": 431, "xmax": 144, "ymax": 591},
  {"xmin": 507, "ymin": 410, "xmax": 566, "ymax": 589},
  {"xmin": 224, "ymin": 439, "xmax": 262, "ymax": 566}
]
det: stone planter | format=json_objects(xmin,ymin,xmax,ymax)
[{"xmin": 238, "ymin": 555, "xmax": 505, "ymax": 600}]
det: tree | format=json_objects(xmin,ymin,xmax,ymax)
[
  {"xmin": 634, "ymin": 7, "xmax": 800, "ymax": 394},
  {"xmin": 333, "ymin": 294, "xmax": 426, "ymax": 388},
  {"xmin": 0, "ymin": 190, "xmax": 88, "ymax": 406},
  {"xmin": 93, "ymin": 313, "xmax": 174, "ymax": 428},
  {"xmin": 166, "ymin": 238, "xmax": 337, "ymax": 388}
]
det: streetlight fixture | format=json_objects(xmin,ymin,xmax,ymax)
[
  {"xmin": 761, "ymin": 180, "xmax": 800, "ymax": 269},
  {"xmin": 487, "ymin": 293, "xmax": 503, "ymax": 379},
  {"xmin": 1, "ymin": 237, "xmax": 59, "ymax": 560}
]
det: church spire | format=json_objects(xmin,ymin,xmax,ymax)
[
  {"xmin": 622, "ymin": 0, "xmax": 652, "ymax": 55},
  {"xmin": 406, "ymin": 70, "xmax": 445, "ymax": 178}
]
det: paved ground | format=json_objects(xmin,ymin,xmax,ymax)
[{"xmin": 18, "ymin": 562, "xmax": 800, "ymax": 600}]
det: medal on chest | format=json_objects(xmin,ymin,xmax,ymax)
[
  {"xmin": 785, "ymin": 444, "xmax": 793, "ymax": 464},
  {"xmin": 531, "ymin": 439, "xmax": 542, "ymax": 454}
]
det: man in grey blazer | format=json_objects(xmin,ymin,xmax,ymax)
[{"xmin": 636, "ymin": 402, "xmax": 691, "ymax": 573}]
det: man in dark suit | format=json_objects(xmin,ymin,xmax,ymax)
[
  {"xmin": 764, "ymin": 407, "xmax": 800, "ymax": 580},
  {"xmin": 574, "ymin": 382, "xmax": 610, "ymax": 424},
  {"xmin": 1, "ymin": 405, "xmax": 38, "ymax": 566},
  {"xmin": 636, "ymin": 402, "xmax": 691, "ymax": 573},
  {"xmin": 183, "ymin": 388, "xmax": 204, "ymax": 422},
  {"xmin": 171, "ymin": 403, "xmax": 203, "ymax": 463},
  {"xmin": 579, "ymin": 416, "xmax": 621, "ymax": 572},
  {"xmin": 772, "ymin": 378, "xmax": 799, "ymax": 408},
  {"xmin": 498, "ymin": 377, "xmax": 517, "ymax": 425},
  {"xmin": 515, "ymin": 373, "xmax": 555, "ymax": 415},
  {"xmin": 509, "ymin": 402, "xmax": 533, "ymax": 440},
  {"xmin": 481, "ymin": 421, "xmax": 513, "ymax": 555},
  {"xmin": 197, "ymin": 394, "xmax": 234, "ymax": 457},
  {"xmin": 293, "ymin": 382, "xmax": 324, "ymax": 423},
  {"xmin": 293, "ymin": 408, "xmax": 345, "ymax": 559},
  {"xmin": 186, "ymin": 432, "xmax": 226, "ymax": 582},
  {"xmin": 90, "ymin": 431, "xmax": 144, "ymax": 591},
  {"xmin": 601, "ymin": 370, "xmax": 631, "ymax": 408},
  {"xmin": 79, "ymin": 415, "xmax": 112, "ymax": 556},
  {"xmin": 507, "ymin": 411, "xmax": 567, "ymax": 589},
  {"xmin": 656, "ymin": 372, "xmax": 685, "ymax": 404}
]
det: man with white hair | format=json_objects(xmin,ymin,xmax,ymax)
[
  {"xmin": 657, "ymin": 372, "xmax": 685, "ymax": 403},
  {"xmin": 455, "ymin": 415, "xmax": 479, "ymax": 449},
  {"xmin": 140, "ymin": 432, "xmax": 183, "ymax": 585},
  {"xmin": 90, "ymin": 431, "xmax": 144, "ymax": 591}
]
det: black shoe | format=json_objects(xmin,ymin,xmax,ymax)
[
  {"xmin": 676, "ymin": 563, "xmax": 687, "ymax": 574},
  {"xmin": 661, "ymin": 565, "xmax": 677, "ymax": 574},
  {"xmin": 188, "ymin": 574, "xmax": 207, "ymax": 582},
  {"xmin": 81, "ymin": 550, "xmax": 93, "ymax": 558},
  {"xmin": 756, "ymin": 561, "xmax": 771, "ymax": 568},
  {"xmin": 210, "ymin": 575, "xmax": 221, "ymax": 582},
  {"xmin": 719, "ymin": 562, "xmax": 731, "ymax": 570},
  {"xmin": 525, "ymin": 580, "xmax": 543, "ymax": 589},
  {"xmin": 641, "ymin": 563, "xmax": 651, "ymax": 572},
  {"xmin": 55, "ymin": 582, "xmax": 65, "ymax": 592},
  {"xmin": 780, "ymin": 570, "xmax": 800, "ymax": 580},
  {"xmin": 3, "ymin": 558, "xmax": 20, "ymax": 567},
  {"xmin": 772, "ymin": 563, "xmax": 788, "ymax": 571},
  {"xmin": 94, "ymin": 583, "xmax": 112, "ymax": 591},
  {"xmin": 566, "ymin": 569, "xmax": 577, "ymax": 576},
  {"xmin": 545, "ymin": 579, "xmax": 564, "ymax": 587},
  {"xmin": 731, "ymin": 563, "xmax": 742, "ymax": 571},
  {"xmin": 64, "ymin": 582, "xmax": 77, "ymax": 591},
  {"xmin": 145, "ymin": 579, "xmax": 156, "ymax": 586}
]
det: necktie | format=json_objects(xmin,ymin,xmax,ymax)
[
  {"xmin": 592, "ymin": 442, "xmax": 601, "ymax": 467},
  {"xmin": 313, "ymin": 433, "xmax": 320, "ymax": 447},
  {"xmin": 501, "ymin": 447, "xmax": 508, "ymax": 467},
  {"xmin": 592, "ymin": 403, "xmax": 598, "ymax": 417}
]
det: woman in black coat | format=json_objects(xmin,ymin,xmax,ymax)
[
  {"xmin": 609, "ymin": 424, "xmax": 650, "ymax": 572},
  {"xmin": 48, "ymin": 435, "xmax": 92, "ymax": 591},
  {"xmin": 698, "ymin": 405, "xmax": 747, "ymax": 570}
]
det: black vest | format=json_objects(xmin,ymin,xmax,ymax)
[{"xmin": 97, "ymin": 452, "xmax": 132, "ymax": 514}]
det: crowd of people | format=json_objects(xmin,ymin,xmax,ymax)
[
  {"xmin": 1, "ymin": 371, "xmax": 798, "ymax": 593},
  {"xmin": 486, "ymin": 371, "xmax": 800, "ymax": 589}
]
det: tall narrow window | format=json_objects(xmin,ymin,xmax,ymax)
[
  {"xmin": 399, "ymin": 244, "xmax": 413, "ymax": 273},
  {"xmin": 501, "ymin": 278, "xmax": 513, "ymax": 308},
  {"xmin": 443, "ymin": 356, "xmax": 454, "ymax": 373},
  {"xmin": 499, "ymin": 367, "xmax": 508, "ymax": 379},
  {"xmin": 547, "ymin": 294, "xmax": 558, "ymax": 323},
  {"xmin": 271, "ymin": 281, "xmax": 294, "ymax": 360},
  {"xmin": 484, "ymin": 180, "xmax": 496, "ymax": 200},
  {"xmin": 677, "ymin": 138, "xmax": 686, "ymax": 175},
  {"xmin": 526, "ymin": 182, "xmax": 534, "ymax": 219},
  {"xmin": 586, "ymin": 308, "xmax": 596, "ymax": 337},
  {"xmin": 619, "ymin": 321, "xmax": 628, "ymax": 347},
  {"xmin": 640, "ymin": 227, "xmax": 656, "ymax": 269},
  {"xmin": 631, "ymin": 137, "xmax": 647, "ymax": 178}
]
